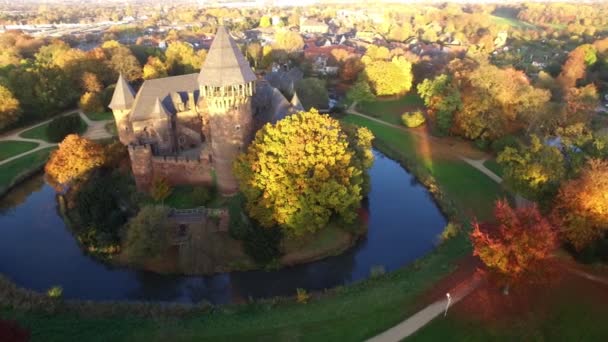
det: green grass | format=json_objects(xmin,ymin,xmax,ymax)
[
  {"xmin": 490, "ymin": 15, "xmax": 538, "ymax": 30},
  {"xmin": 358, "ymin": 93, "xmax": 425, "ymax": 126},
  {"xmin": 0, "ymin": 147, "xmax": 56, "ymax": 192},
  {"xmin": 0, "ymin": 141, "xmax": 39, "ymax": 162},
  {"xmin": 85, "ymin": 112, "xmax": 114, "ymax": 121},
  {"xmin": 342, "ymin": 114, "xmax": 506, "ymax": 220},
  {"xmin": 163, "ymin": 186, "xmax": 211, "ymax": 209},
  {"xmin": 483, "ymin": 159, "xmax": 504, "ymax": 178},
  {"xmin": 19, "ymin": 114, "xmax": 87, "ymax": 143}
]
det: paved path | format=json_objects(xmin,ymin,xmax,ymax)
[
  {"xmin": 367, "ymin": 272, "xmax": 484, "ymax": 342},
  {"xmin": 0, "ymin": 110, "xmax": 113, "ymax": 166}
]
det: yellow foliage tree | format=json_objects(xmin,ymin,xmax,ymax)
[
  {"xmin": 78, "ymin": 91, "xmax": 104, "ymax": 113},
  {"xmin": 234, "ymin": 110, "xmax": 374, "ymax": 235},
  {"xmin": 45, "ymin": 134, "xmax": 106, "ymax": 186},
  {"xmin": 364, "ymin": 59, "xmax": 413, "ymax": 96},
  {"xmin": 0, "ymin": 85, "xmax": 21, "ymax": 130},
  {"xmin": 142, "ymin": 56, "xmax": 168, "ymax": 80}
]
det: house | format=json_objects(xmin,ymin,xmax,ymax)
[{"xmin": 299, "ymin": 17, "xmax": 328, "ymax": 34}]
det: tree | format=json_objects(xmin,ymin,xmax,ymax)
[
  {"xmin": 0, "ymin": 85, "xmax": 21, "ymax": 130},
  {"xmin": 471, "ymin": 200, "xmax": 557, "ymax": 281},
  {"xmin": 340, "ymin": 57, "xmax": 364, "ymax": 82},
  {"xmin": 234, "ymin": 110, "xmax": 374, "ymax": 235},
  {"xmin": 150, "ymin": 176, "xmax": 173, "ymax": 203},
  {"xmin": 81, "ymin": 72, "xmax": 103, "ymax": 93},
  {"xmin": 364, "ymin": 59, "xmax": 413, "ymax": 96},
  {"xmin": 417, "ymin": 75, "xmax": 461, "ymax": 135},
  {"xmin": 497, "ymin": 135, "xmax": 565, "ymax": 202},
  {"xmin": 79, "ymin": 91, "xmax": 104, "ymax": 113},
  {"xmin": 142, "ymin": 56, "xmax": 168, "ymax": 80},
  {"xmin": 294, "ymin": 78, "xmax": 329, "ymax": 110},
  {"xmin": 346, "ymin": 79, "xmax": 375, "ymax": 104},
  {"xmin": 108, "ymin": 46, "xmax": 142, "ymax": 81},
  {"xmin": 246, "ymin": 42, "xmax": 262, "ymax": 68},
  {"xmin": 259, "ymin": 15, "xmax": 271, "ymax": 28},
  {"xmin": 553, "ymin": 159, "xmax": 608, "ymax": 250},
  {"xmin": 273, "ymin": 30, "xmax": 304, "ymax": 54},
  {"xmin": 557, "ymin": 44, "xmax": 597, "ymax": 90},
  {"xmin": 124, "ymin": 205, "xmax": 171, "ymax": 262},
  {"xmin": 45, "ymin": 134, "xmax": 106, "ymax": 186},
  {"xmin": 165, "ymin": 41, "xmax": 203, "ymax": 75}
]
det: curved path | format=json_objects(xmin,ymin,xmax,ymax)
[{"xmin": 0, "ymin": 110, "xmax": 114, "ymax": 166}]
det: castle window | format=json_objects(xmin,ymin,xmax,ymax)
[{"xmin": 234, "ymin": 124, "xmax": 241, "ymax": 131}]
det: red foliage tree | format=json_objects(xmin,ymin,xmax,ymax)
[{"xmin": 470, "ymin": 200, "xmax": 557, "ymax": 280}]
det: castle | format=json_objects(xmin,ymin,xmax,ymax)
[{"xmin": 109, "ymin": 26, "xmax": 304, "ymax": 195}]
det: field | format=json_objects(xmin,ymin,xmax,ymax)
[
  {"xmin": 0, "ymin": 141, "xmax": 39, "ymax": 162},
  {"xmin": 357, "ymin": 93, "xmax": 425, "ymax": 127},
  {"xmin": 0, "ymin": 147, "xmax": 56, "ymax": 193}
]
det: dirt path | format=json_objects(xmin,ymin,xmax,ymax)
[
  {"xmin": 366, "ymin": 272, "xmax": 484, "ymax": 342},
  {"xmin": 0, "ymin": 110, "xmax": 113, "ymax": 166}
]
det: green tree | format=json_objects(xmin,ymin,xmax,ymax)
[
  {"xmin": 124, "ymin": 205, "xmax": 171, "ymax": 262},
  {"xmin": 234, "ymin": 110, "xmax": 374, "ymax": 235},
  {"xmin": 346, "ymin": 79, "xmax": 375, "ymax": 104},
  {"xmin": 417, "ymin": 75, "xmax": 462, "ymax": 135},
  {"xmin": 497, "ymin": 135, "xmax": 566, "ymax": 202},
  {"xmin": 294, "ymin": 78, "xmax": 329, "ymax": 110}
]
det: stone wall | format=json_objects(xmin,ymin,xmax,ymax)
[{"xmin": 128, "ymin": 144, "xmax": 213, "ymax": 191}]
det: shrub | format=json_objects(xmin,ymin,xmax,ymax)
[
  {"xmin": 296, "ymin": 288, "xmax": 310, "ymax": 304},
  {"xmin": 47, "ymin": 115, "xmax": 84, "ymax": 142},
  {"xmin": 401, "ymin": 111, "xmax": 426, "ymax": 128},
  {"xmin": 124, "ymin": 205, "xmax": 171, "ymax": 262},
  {"xmin": 242, "ymin": 224, "xmax": 282, "ymax": 264},
  {"xmin": 79, "ymin": 91, "xmax": 104, "ymax": 113},
  {"xmin": 47, "ymin": 286, "xmax": 63, "ymax": 299},
  {"xmin": 150, "ymin": 177, "xmax": 173, "ymax": 203},
  {"xmin": 491, "ymin": 135, "xmax": 520, "ymax": 154},
  {"xmin": 438, "ymin": 222, "xmax": 460, "ymax": 244}
]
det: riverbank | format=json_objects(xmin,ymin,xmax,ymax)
[{"xmin": 0, "ymin": 147, "xmax": 56, "ymax": 198}]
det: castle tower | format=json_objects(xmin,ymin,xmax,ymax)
[
  {"xmin": 198, "ymin": 26, "xmax": 257, "ymax": 195},
  {"xmin": 108, "ymin": 74, "xmax": 135, "ymax": 145}
]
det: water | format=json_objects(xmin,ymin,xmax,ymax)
[{"xmin": 0, "ymin": 150, "xmax": 446, "ymax": 304}]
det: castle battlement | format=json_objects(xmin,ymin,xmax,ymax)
[
  {"xmin": 128, "ymin": 143, "xmax": 153, "ymax": 152},
  {"xmin": 151, "ymin": 155, "xmax": 207, "ymax": 164}
]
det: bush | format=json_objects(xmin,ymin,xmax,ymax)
[
  {"xmin": 401, "ymin": 111, "xmax": 426, "ymax": 128},
  {"xmin": 79, "ymin": 91, "xmax": 104, "ymax": 113},
  {"xmin": 491, "ymin": 135, "xmax": 520, "ymax": 154},
  {"xmin": 47, "ymin": 286, "xmax": 63, "ymax": 299},
  {"xmin": 296, "ymin": 288, "xmax": 311, "ymax": 304},
  {"xmin": 438, "ymin": 222, "xmax": 460, "ymax": 244},
  {"xmin": 47, "ymin": 115, "xmax": 84, "ymax": 142},
  {"xmin": 124, "ymin": 205, "xmax": 171, "ymax": 262},
  {"xmin": 242, "ymin": 224, "xmax": 282, "ymax": 264}
]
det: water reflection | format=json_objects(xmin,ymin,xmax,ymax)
[{"xmin": 0, "ymin": 150, "xmax": 446, "ymax": 304}]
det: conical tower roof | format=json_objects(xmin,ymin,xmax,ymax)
[
  {"xmin": 108, "ymin": 74, "xmax": 135, "ymax": 110},
  {"xmin": 291, "ymin": 91, "xmax": 304, "ymax": 111},
  {"xmin": 198, "ymin": 26, "xmax": 256, "ymax": 87},
  {"xmin": 150, "ymin": 97, "xmax": 171, "ymax": 118}
]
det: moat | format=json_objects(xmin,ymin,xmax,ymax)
[{"xmin": 0, "ymin": 150, "xmax": 446, "ymax": 304}]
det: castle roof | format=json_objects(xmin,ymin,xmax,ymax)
[
  {"xmin": 290, "ymin": 92, "xmax": 304, "ymax": 111},
  {"xmin": 150, "ymin": 97, "xmax": 171, "ymax": 119},
  {"xmin": 198, "ymin": 26, "xmax": 257, "ymax": 87},
  {"xmin": 108, "ymin": 74, "xmax": 135, "ymax": 110},
  {"xmin": 130, "ymin": 73, "xmax": 199, "ymax": 121}
]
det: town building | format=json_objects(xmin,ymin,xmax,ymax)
[{"xmin": 109, "ymin": 26, "xmax": 301, "ymax": 195}]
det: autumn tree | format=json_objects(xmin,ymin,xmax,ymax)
[
  {"xmin": 246, "ymin": 42, "xmax": 262, "ymax": 68},
  {"xmin": 165, "ymin": 41, "xmax": 204, "ymax": 75},
  {"xmin": 471, "ymin": 200, "xmax": 557, "ymax": 281},
  {"xmin": 0, "ymin": 85, "xmax": 21, "ymax": 130},
  {"xmin": 497, "ymin": 135, "xmax": 566, "ymax": 202},
  {"xmin": 103, "ymin": 41, "xmax": 142, "ymax": 81},
  {"xmin": 45, "ymin": 134, "xmax": 106, "ymax": 186},
  {"xmin": 364, "ymin": 58, "xmax": 413, "ymax": 96},
  {"xmin": 78, "ymin": 91, "xmax": 104, "ymax": 113},
  {"xmin": 150, "ymin": 176, "xmax": 173, "ymax": 203},
  {"xmin": 557, "ymin": 44, "xmax": 597, "ymax": 90},
  {"xmin": 273, "ymin": 30, "xmax": 304, "ymax": 54},
  {"xmin": 234, "ymin": 110, "xmax": 374, "ymax": 235},
  {"xmin": 553, "ymin": 159, "xmax": 608, "ymax": 250},
  {"xmin": 340, "ymin": 57, "xmax": 364, "ymax": 82},
  {"xmin": 124, "ymin": 205, "xmax": 171, "ymax": 262},
  {"xmin": 417, "ymin": 74, "xmax": 461, "ymax": 135},
  {"xmin": 142, "ymin": 56, "xmax": 168, "ymax": 80},
  {"xmin": 259, "ymin": 15, "xmax": 271, "ymax": 28}
]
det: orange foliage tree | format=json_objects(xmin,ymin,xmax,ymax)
[
  {"xmin": 45, "ymin": 134, "xmax": 106, "ymax": 186},
  {"xmin": 553, "ymin": 159, "xmax": 608, "ymax": 250},
  {"xmin": 471, "ymin": 200, "xmax": 557, "ymax": 280}
]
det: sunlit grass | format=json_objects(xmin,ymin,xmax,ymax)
[{"xmin": 0, "ymin": 141, "xmax": 39, "ymax": 162}]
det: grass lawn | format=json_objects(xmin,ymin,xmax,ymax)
[
  {"xmin": 342, "ymin": 114, "xmax": 506, "ymax": 220},
  {"xmin": 483, "ymin": 159, "xmax": 504, "ymax": 178},
  {"xmin": 19, "ymin": 114, "xmax": 87, "ymax": 143},
  {"xmin": 490, "ymin": 15, "xmax": 538, "ymax": 30},
  {"xmin": 358, "ymin": 93, "xmax": 425, "ymax": 127},
  {"xmin": 0, "ymin": 141, "xmax": 39, "ymax": 162},
  {"xmin": 163, "ymin": 186, "xmax": 212, "ymax": 209},
  {"xmin": 85, "ymin": 111, "xmax": 114, "ymax": 121},
  {"xmin": 0, "ymin": 147, "xmax": 56, "ymax": 192}
]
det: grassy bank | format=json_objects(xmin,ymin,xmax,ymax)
[
  {"xmin": 0, "ymin": 147, "xmax": 56, "ymax": 197},
  {"xmin": 357, "ymin": 93, "xmax": 424, "ymax": 126},
  {"xmin": 0, "ymin": 141, "xmax": 39, "ymax": 162},
  {"xmin": 19, "ymin": 113, "xmax": 86, "ymax": 142},
  {"xmin": 84, "ymin": 111, "xmax": 113, "ymax": 121}
]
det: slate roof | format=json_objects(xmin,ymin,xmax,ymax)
[
  {"xmin": 108, "ymin": 74, "xmax": 135, "ymax": 110},
  {"xmin": 197, "ymin": 26, "xmax": 257, "ymax": 87},
  {"xmin": 130, "ymin": 73, "xmax": 199, "ymax": 121}
]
